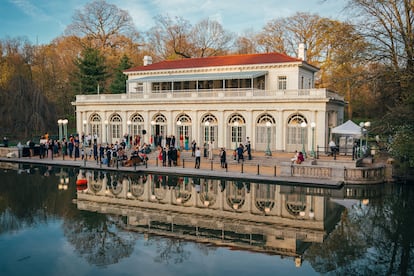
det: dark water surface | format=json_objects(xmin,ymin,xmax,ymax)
[{"xmin": 0, "ymin": 163, "xmax": 413, "ymax": 276}]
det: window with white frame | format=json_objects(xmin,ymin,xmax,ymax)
[
  {"xmin": 278, "ymin": 76, "xmax": 287, "ymax": 90},
  {"xmin": 134, "ymin": 82, "xmax": 143, "ymax": 93},
  {"xmin": 131, "ymin": 114, "xmax": 144, "ymax": 137},
  {"xmin": 256, "ymin": 114, "xmax": 275, "ymax": 147},
  {"xmin": 90, "ymin": 114, "xmax": 101, "ymax": 140},
  {"xmin": 110, "ymin": 114, "xmax": 122, "ymax": 141},
  {"xmin": 286, "ymin": 114, "xmax": 307, "ymax": 151}
]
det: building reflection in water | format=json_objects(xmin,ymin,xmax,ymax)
[{"xmin": 76, "ymin": 169, "xmax": 344, "ymax": 267}]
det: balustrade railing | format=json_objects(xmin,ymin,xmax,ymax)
[
  {"xmin": 291, "ymin": 165, "xmax": 333, "ymax": 179},
  {"xmin": 344, "ymin": 166, "xmax": 385, "ymax": 183},
  {"xmin": 76, "ymin": 88, "xmax": 344, "ymax": 102}
]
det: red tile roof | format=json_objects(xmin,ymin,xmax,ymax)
[{"xmin": 124, "ymin": 52, "xmax": 302, "ymax": 72}]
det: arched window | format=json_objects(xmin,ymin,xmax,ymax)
[
  {"xmin": 151, "ymin": 114, "xmax": 167, "ymax": 146},
  {"xmin": 201, "ymin": 114, "xmax": 218, "ymax": 148},
  {"xmin": 90, "ymin": 113, "xmax": 101, "ymax": 143},
  {"xmin": 130, "ymin": 113, "xmax": 144, "ymax": 138},
  {"xmin": 226, "ymin": 181, "xmax": 246, "ymax": 211},
  {"xmin": 256, "ymin": 113, "xmax": 276, "ymax": 151},
  {"xmin": 285, "ymin": 194, "xmax": 306, "ymax": 217},
  {"xmin": 109, "ymin": 114, "xmax": 122, "ymax": 143},
  {"xmin": 228, "ymin": 114, "xmax": 246, "ymax": 150},
  {"xmin": 286, "ymin": 114, "xmax": 307, "ymax": 152},
  {"xmin": 176, "ymin": 114, "xmax": 192, "ymax": 150},
  {"xmin": 255, "ymin": 183, "xmax": 276, "ymax": 213}
]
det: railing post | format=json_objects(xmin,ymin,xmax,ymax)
[
  {"xmin": 241, "ymin": 163, "xmax": 243, "ymax": 173},
  {"xmin": 257, "ymin": 164, "xmax": 260, "ymax": 175},
  {"xmin": 211, "ymin": 161, "xmax": 213, "ymax": 171},
  {"xmin": 274, "ymin": 165, "xmax": 277, "ymax": 176},
  {"xmin": 182, "ymin": 159, "xmax": 185, "ymax": 168}
]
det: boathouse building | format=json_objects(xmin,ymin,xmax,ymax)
[{"xmin": 73, "ymin": 44, "xmax": 345, "ymax": 153}]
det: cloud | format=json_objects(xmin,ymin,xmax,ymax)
[{"xmin": 9, "ymin": 0, "xmax": 50, "ymax": 20}]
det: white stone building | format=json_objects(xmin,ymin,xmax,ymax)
[{"xmin": 73, "ymin": 44, "xmax": 345, "ymax": 153}]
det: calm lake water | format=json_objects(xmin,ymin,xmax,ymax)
[{"xmin": 0, "ymin": 163, "xmax": 413, "ymax": 276}]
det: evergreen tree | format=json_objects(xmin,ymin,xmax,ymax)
[
  {"xmin": 73, "ymin": 47, "xmax": 107, "ymax": 94},
  {"xmin": 110, "ymin": 55, "xmax": 132, "ymax": 94}
]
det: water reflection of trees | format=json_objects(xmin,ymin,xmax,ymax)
[
  {"xmin": 305, "ymin": 184, "xmax": 414, "ymax": 275},
  {"xmin": 63, "ymin": 213, "xmax": 137, "ymax": 267},
  {"xmin": 0, "ymin": 165, "xmax": 77, "ymax": 233},
  {"xmin": 146, "ymin": 238, "xmax": 191, "ymax": 264}
]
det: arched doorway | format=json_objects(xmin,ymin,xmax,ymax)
[
  {"xmin": 255, "ymin": 113, "xmax": 276, "ymax": 151},
  {"xmin": 151, "ymin": 114, "xmax": 167, "ymax": 148},
  {"xmin": 286, "ymin": 114, "xmax": 308, "ymax": 152},
  {"xmin": 201, "ymin": 114, "xmax": 218, "ymax": 149},
  {"xmin": 228, "ymin": 114, "xmax": 245, "ymax": 150},
  {"xmin": 176, "ymin": 114, "xmax": 192, "ymax": 150}
]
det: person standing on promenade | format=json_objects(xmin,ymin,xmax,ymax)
[
  {"xmin": 74, "ymin": 137, "xmax": 80, "ymax": 159},
  {"xmin": 245, "ymin": 138, "xmax": 252, "ymax": 160},
  {"xmin": 195, "ymin": 147, "xmax": 201, "ymax": 169},
  {"xmin": 185, "ymin": 135, "xmax": 189, "ymax": 151},
  {"xmin": 68, "ymin": 135, "xmax": 74, "ymax": 158},
  {"xmin": 237, "ymin": 143, "xmax": 244, "ymax": 163},
  {"xmin": 220, "ymin": 148, "xmax": 226, "ymax": 168},
  {"xmin": 191, "ymin": 140, "xmax": 196, "ymax": 157}
]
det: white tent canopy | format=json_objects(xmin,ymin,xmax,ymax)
[{"xmin": 331, "ymin": 120, "xmax": 364, "ymax": 138}]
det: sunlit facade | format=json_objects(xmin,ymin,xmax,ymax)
[{"xmin": 73, "ymin": 45, "xmax": 345, "ymax": 152}]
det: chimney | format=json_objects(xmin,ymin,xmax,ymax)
[
  {"xmin": 298, "ymin": 43, "xmax": 307, "ymax": 61},
  {"xmin": 143, "ymin": 56, "xmax": 152, "ymax": 66}
]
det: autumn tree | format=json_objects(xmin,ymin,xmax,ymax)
[
  {"xmin": 189, "ymin": 18, "xmax": 233, "ymax": 57},
  {"xmin": 0, "ymin": 38, "xmax": 55, "ymax": 140},
  {"xmin": 256, "ymin": 13, "xmax": 370, "ymax": 119},
  {"xmin": 234, "ymin": 31, "xmax": 261, "ymax": 54},
  {"xmin": 146, "ymin": 15, "xmax": 234, "ymax": 60},
  {"xmin": 347, "ymin": 0, "xmax": 414, "ymax": 168},
  {"xmin": 65, "ymin": 0, "xmax": 138, "ymax": 52},
  {"xmin": 146, "ymin": 15, "xmax": 193, "ymax": 60}
]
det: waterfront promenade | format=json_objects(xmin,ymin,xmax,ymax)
[{"xmin": 0, "ymin": 147, "xmax": 373, "ymax": 187}]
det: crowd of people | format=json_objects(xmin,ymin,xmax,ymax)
[{"xmin": 23, "ymin": 132, "xmax": 278, "ymax": 169}]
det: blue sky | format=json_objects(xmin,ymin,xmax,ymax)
[{"xmin": 0, "ymin": 0, "xmax": 347, "ymax": 45}]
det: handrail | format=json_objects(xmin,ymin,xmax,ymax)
[{"xmin": 76, "ymin": 88, "xmax": 344, "ymax": 102}]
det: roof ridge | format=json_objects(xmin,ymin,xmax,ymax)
[{"xmin": 125, "ymin": 52, "xmax": 302, "ymax": 73}]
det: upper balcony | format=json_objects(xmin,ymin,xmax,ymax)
[{"xmin": 75, "ymin": 88, "xmax": 344, "ymax": 103}]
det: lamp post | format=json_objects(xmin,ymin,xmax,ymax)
[
  {"xmin": 359, "ymin": 121, "xmax": 370, "ymax": 157},
  {"xmin": 309, "ymin": 195, "xmax": 315, "ymax": 219},
  {"xmin": 83, "ymin": 119, "xmax": 87, "ymax": 146},
  {"xmin": 104, "ymin": 120, "xmax": 109, "ymax": 144},
  {"xmin": 62, "ymin": 119, "xmax": 68, "ymax": 140},
  {"xmin": 265, "ymin": 121, "xmax": 272, "ymax": 156},
  {"xmin": 151, "ymin": 120, "xmax": 156, "ymax": 148},
  {"xmin": 310, "ymin": 122, "xmax": 316, "ymax": 158},
  {"xmin": 177, "ymin": 120, "xmax": 182, "ymax": 150},
  {"xmin": 204, "ymin": 121, "xmax": 210, "ymax": 143},
  {"xmin": 233, "ymin": 120, "xmax": 239, "ymax": 150},
  {"xmin": 127, "ymin": 120, "xmax": 131, "ymax": 149},
  {"xmin": 364, "ymin": 121, "xmax": 371, "ymax": 150},
  {"xmin": 58, "ymin": 119, "xmax": 63, "ymax": 142},
  {"xmin": 301, "ymin": 121, "xmax": 307, "ymax": 158}
]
